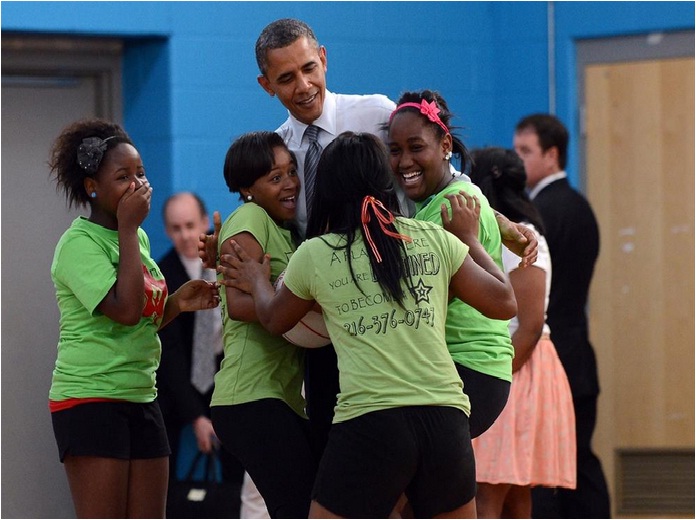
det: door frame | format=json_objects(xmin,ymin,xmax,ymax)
[{"xmin": 2, "ymin": 33, "xmax": 123, "ymax": 120}]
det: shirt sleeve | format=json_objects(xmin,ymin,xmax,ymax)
[
  {"xmin": 53, "ymin": 233, "xmax": 117, "ymax": 315},
  {"xmin": 282, "ymin": 241, "xmax": 314, "ymax": 301}
]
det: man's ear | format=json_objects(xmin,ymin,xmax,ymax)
[
  {"xmin": 257, "ymin": 75, "xmax": 275, "ymax": 97},
  {"xmin": 319, "ymin": 45, "xmax": 328, "ymax": 72},
  {"xmin": 546, "ymin": 145, "xmax": 560, "ymax": 167}
]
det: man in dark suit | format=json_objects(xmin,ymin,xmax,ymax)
[
  {"xmin": 157, "ymin": 192, "xmax": 243, "ymax": 486},
  {"xmin": 514, "ymin": 114, "xmax": 611, "ymax": 518}
]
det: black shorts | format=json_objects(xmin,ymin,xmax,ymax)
[
  {"xmin": 211, "ymin": 399, "xmax": 316, "ymax": 519},
  {"xmin": 313, "ymin": 406, "xmax": 476, "ymax": 518},
  {"xmin": 455, "ymin": 363, "xmax": 511, "ymax": 438},
  {"xmin": 51, "ymin": 401, "xmax": 170, "ymax": 462}
]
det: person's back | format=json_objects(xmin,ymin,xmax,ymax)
[
  {"xmin": 284, "ymin": 216, "xmax": 471, "ymax": 423},
  {"xmin": 535, "ymin": 182, "xmax": 599, "ymax": 332}
]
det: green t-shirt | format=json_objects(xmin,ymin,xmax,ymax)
[
  {"xmin": 414, "ymin": 181, "xmax": 513, "ymax": 382},
  {"xmin": 211, "ymin": 203, "xmax": 306, "ymax": 417},
  {"xmin": 49, "ymin": 216, "xmax": 167, "ymax": 402},
  {"xmin": 283, "ymin": 217, "xmax": 470, "ymax": 424}
]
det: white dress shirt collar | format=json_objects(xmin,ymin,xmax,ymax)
[
  {"xmin": 529, "ymin": 170, "xmax": 567, "ymax": 200},
  {"xmin": 179, "ymin": 253, "xmax": 205, "ymax": 280}
]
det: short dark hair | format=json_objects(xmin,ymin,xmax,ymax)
[
  {"xmin": 515, "ymin": 113, "xmax": 569, "ymax": 170},
  {"xmin": 49, "ymin": 118, "xmax": 133, "ymax": 209},
  {"xmin": 223, "ymin": 131, "xmax": 296, "ymax": 201},
  {"xmin": 255, "ymin": 18, "xmax": 319, "ymax": 76}
]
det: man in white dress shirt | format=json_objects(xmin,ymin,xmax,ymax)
[{"xmin": 255, "ymin": 18, "xmax": 408, "ymax": 238}]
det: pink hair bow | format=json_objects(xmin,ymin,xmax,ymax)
[{"xmin": 389, "ymin": 99, "xmax": 450, "ymax": 136}]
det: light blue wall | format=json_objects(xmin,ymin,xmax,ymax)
[{"xmin": 3, "ymin": 1, "xmax": 693, "ymax": 258}]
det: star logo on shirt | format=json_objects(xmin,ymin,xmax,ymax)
[{"xmin": 411, "ymin": 277, "xmax": 433, "ymax": 304}]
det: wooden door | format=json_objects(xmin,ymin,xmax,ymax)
[{"xmin": 585, "ymin": 56, "xmax": 694, "ymax": 516}]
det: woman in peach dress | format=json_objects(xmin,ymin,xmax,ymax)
[{"xmin": 468, "ymin": 147, "xmax": 576, "ymax": 518}]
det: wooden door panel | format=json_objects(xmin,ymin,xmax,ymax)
[{"xmin": 586, "ymin": 57, "xmax": 694, "ymax": 458}]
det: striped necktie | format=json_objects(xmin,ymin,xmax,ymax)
[
  {"xmin": 190, "ymin": 267, "xmax": 218, "ymax": 394},
  {"xmin": 303, "ymin": 125, "xmax": 322, "ymax": 216}
]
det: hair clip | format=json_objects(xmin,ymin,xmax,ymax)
[{"xmin": 77, "ymin": 136, "xmax": 115, "ymax": 175}]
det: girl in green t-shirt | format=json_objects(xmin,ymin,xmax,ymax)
[
  {"xmin": 209, "ymin": 131, "xmax": 316, "ymax": 518},
  {"xmin": 48, "ymin": 119, "xmax": 220, "ymax": 518},
  {"xmin": 387, "ymin": 89, "xmax": 531, "ymax": 439}
]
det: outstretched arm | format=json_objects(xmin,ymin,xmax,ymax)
[
  {"xmin": 218, "ymin": 240, "xmax": 315, "ymax": 337},
  {"xmin": 442, "ymin": 192, "xmax": 516, "ymax": 318},
  {"xmin": 159, "ymin": 279, "xmax": 220, "ymax": 330},
  {"xmin": 495, "ymin": 210, "xmax": 538, "ymax": 268}
]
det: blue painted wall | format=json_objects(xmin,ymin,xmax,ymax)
[{"xmin": 3, "ymin": 1, "xmax": 692, "ymax": 258}]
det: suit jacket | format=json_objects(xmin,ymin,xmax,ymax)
[
  {"xmin": 157, "ymin": 248, "xmax": 216, "ymax": 426},
  {"xmin": 533, "ymin": 177, "xmax": 600, "ymax": 397}
]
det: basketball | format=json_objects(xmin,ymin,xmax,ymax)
[{"xmin": 274, "ymin": 270, "xmax": 331, "ymax": 348}]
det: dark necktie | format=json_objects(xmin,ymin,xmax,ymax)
[{"xmin": 303, "ymin": 125, "xmax": 322, "ymax": 215}]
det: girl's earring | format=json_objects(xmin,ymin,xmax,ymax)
[
  {"xmin": 246, "ymin": 194, "xmax": 253, "ymax": 202},
  {"xmin": 444, "ymin": 151, "xmax": 453, "ymax": 161},
  {"xmin": 90, "ymin": 192, "xmax": 97, "ymax": 199}
]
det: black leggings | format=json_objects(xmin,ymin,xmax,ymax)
[
  {"xmin": 455, "ymin": 363, "xmax": 511, "ymax": 438},
  {"xmin": 211, "ymin": 399, "xmax": 316, "ymax": 519},
  {"xmin": 304, "ymin": 344, "xmax": 341, "ymax": 460}
]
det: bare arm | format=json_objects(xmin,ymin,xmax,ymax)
[
  {"xmin": 442, "ymin": 193, "xmax": 517, "ymax": 319},
  {"xmin": 158, "ymin": 279, "xmax": 220, "ymax": 330},
  {"xmin": 97, "ymin": 182, "xmax": 151, "ymax": 325},
  {"xmin": 448, "ymin": 254, "xmax": 517, "ymax": 320},
  {"xmin": 508, "ymin": 265, "xmax": 545, "ymax": 372},
  {"xmin": 219, "ymin": 241, "xmax": 315, "ymax": 339},
  {"xmin": 495, "ymin": 210, "xmax": 539, "ymax": 268},
  {"xmin": 220, "ymin": 231, "xmax": 265, "ymax": 323}
]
